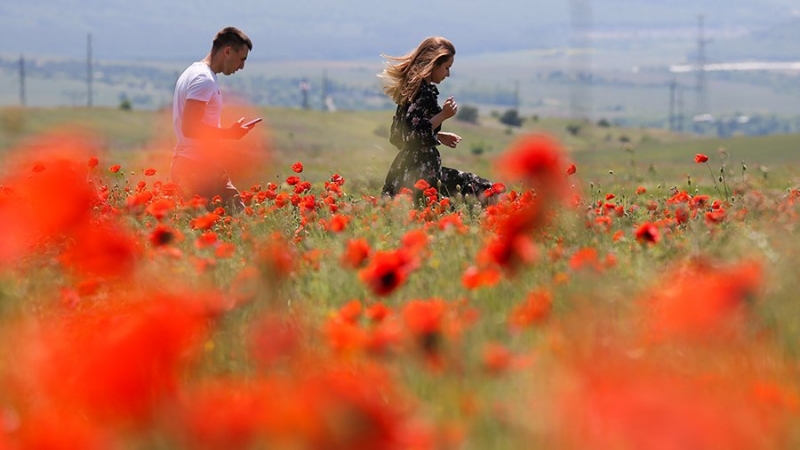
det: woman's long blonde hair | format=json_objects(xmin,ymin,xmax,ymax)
[{"xmin": 379, "ymin": 36, "xmax": 455, "ymax": 105}]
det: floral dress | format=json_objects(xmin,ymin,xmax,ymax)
[{"xmin": 381, "ymin": 80, "xmax": 494, "ymax": 202}]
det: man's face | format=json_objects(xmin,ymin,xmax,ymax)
[{"xmin": 222, "ymin": 46, "xmax": 249, "ymax": 76}]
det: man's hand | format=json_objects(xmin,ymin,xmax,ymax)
[
  {"xmin": 437, "ymin": 132, "xmax": 462, "ymax": 148},
  {"xmin": 226, "ymin": 117, "xmax": 252, "ymax": 140}
]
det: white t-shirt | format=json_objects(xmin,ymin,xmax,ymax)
[{"xmin": 172, "ymin": 61, "xmax": 223, "ymax": 160}]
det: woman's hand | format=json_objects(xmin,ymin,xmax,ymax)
[
  {"xmin": 442, "ymin": 97, "xmax": 458, "ymax": 119},
  {"xmin": 437, "ymin": 132, "xmax": 462, "ymax": 148}
]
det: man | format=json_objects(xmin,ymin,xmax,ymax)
[{"xmin": 171, "ymin": 26, "xmax": 255, "ymax": 213}]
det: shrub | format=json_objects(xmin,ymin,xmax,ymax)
[
  {"xmin": 566, "ymin": 123, "xmax": 582, "ymax": 136},
  {"xmin": 456, "ymin": 105, "xmax": 479, "ymax": 124},
  {"xmin": 499, "ymin": 109, "xmax": 524, "ymax": 127}
]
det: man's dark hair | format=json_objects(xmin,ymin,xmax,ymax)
[{"xmin": 212, "ymin": 27, "xmax": 253, "ymax": 53}]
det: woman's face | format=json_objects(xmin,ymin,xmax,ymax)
[{"xmin": 430, "ymin": 56, "xmax": 454, "ymax": 84}]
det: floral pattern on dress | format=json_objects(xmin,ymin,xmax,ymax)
[{"xmin": 382, "ymin": 81, "xmax": 494, "ymax": 204}]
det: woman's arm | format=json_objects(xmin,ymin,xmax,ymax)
[
  {"xmin": 403, "ymin": 85, "xmax": 457, "ymax": 148},
  {"xmin": 429, "ymin": 97, "xmax": 458, "ymax": 130}
]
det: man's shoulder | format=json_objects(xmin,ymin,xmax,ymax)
[{"xmin": 179, "ymin": 62, "xmax": 214, "ymax": 83}]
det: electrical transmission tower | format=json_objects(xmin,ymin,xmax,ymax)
[
  {"xmin": 568, "ymin": 0, "xmax": 593, "ymax": 121},
  {"xmin": 695, "ymin": 15, "xmax": 711, "ymax": 117}
]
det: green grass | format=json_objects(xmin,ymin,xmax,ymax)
[
  {"xmin": 4, "ymin": 105, "xmax": 800, "ymax": 192},
  {"xmin": 3, "ymin": 105, "xmax": 800, "ymax": 448}
]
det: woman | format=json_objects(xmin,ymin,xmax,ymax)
[{"xmin": 379, "ymin": 36, "xmax": 494, "ymax": 205}]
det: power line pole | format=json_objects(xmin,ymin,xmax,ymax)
[
  {"xmin": 300, "ymin": 78, "xmax": 310, "ymax": 110},
  {"xmin": 19, "ymin": 54, "xmax": 26, "ymax": 106},
  {"xmin": 87, "ymin": 33, "xmax": 93, "ymax": 107},
  {"xmin": 669, "ymin": 78, "xmax": 676, "ymax": 131},
  {"xmin": 695, "ymin": 15, "xmax": 711, "ymax": 116},
  {"xmin": 568, "ymin": 0, "xmax": 593, "ymax": 121},
  {"xmin": 321, "ymin": 69, "xmax": 327, "ymax": 111},
  {"xmin": 513, "ymin": 80, "xmax": 520, "ymax": 111},
  {"xmin": 677, "ymin": 85, "xmax": 684, "ymax": 132}
]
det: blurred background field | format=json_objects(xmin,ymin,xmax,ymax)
[{"xmin": 3, "ymin": 105, "xmax": 800, "ymax": 195}]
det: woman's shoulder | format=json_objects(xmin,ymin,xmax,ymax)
[
  {"xmin": 419, "ymin": 80, "xmax": 438, "ymax": 96},
  {"xmin": 415, "ymin": 80, "xmax": 439, "ymax": 102}
]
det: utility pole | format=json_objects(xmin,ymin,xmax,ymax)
[
  {"xmin": 19, "ymin": 54, "xmax": 26, "ymax": 106},
  {"xmin": 321, "ymin": 70, "xmax": 327, "ymax": 111},
  {"xmin": 513, "ymin": 80, "xmax": 520, "ymax": 111},
  {"xmin": 568, "ymin": 0, "xmax": 593, "ymax": 121},
  {"xmin": 677, "ymin": 85, "xmax": 684, "ymax": 132},
  {"xmin": 669, "ymin": 78, "xmax": 676, "ymax": 131},
  {"xmin": 695, "ymin": 15, "xmax": 711, "ymax": 117},
  {"xmin": 87, "ymin": 33, "xmax": 93, "ymax": 107},
  {"xmin": 300, "ymin": 78, "xmax": 310, "ymax": 109}
]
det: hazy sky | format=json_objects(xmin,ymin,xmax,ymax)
[{"xmin": 1, "ymin": 0, "xmax": 796, "ymax": 61}]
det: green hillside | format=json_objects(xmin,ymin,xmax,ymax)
[{"xmin": 2, "ymin": 106, "xmax": 800, "ymax": 194}]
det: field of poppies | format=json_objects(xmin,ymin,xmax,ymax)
[{"xmin": 1, "ymin": 113, "xmax": 800, "ymax": 449}]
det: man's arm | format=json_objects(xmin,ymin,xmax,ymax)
[{"xmin": 182, "ymin": 99, "xmax": 250, "ymax": 140}]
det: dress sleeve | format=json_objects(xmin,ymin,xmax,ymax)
[{"xmin": 402, "ymin": 83, "xmax": 441, "ymax": 149}]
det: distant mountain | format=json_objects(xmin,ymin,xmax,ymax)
[{"xmin": 1, "ymin": 0, "xmax": 797, "ymax": 62}]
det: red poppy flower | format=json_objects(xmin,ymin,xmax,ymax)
[
  {"xmin": 331, "ymin": 173, "xmax": 345, "ymax": 185},
  {"xmin": 569, "ymin": 247, "xmax": 602, "ymax": 272},
  {"xmin": 144, "ymin": 168, "xmax": 156, "ymax": 176},
  {"xmin": 190, "ymin": 213, "xmax": 220, "ymax": 230},
  {"xmin": 636, "ymin": 186, "xmax": 646, "ymax": 195},
  {"xmin": 566, "ymin": 163, "xmax": 577, "ymax": 175},
  {"xmin": 461, "ymin": 265, "xmax": 502, "ymax": 290},
  {"xmin": 694, "ymin": 153, "xmax": 709, "ymax": 163},
  {"xmin": 11, "ymin": 292, "xmax": 215, "ymax": 424},
  {"xmin": 324, "ymin": 214, "xmax": 350, "ymax": 233},
  {"xmin": 478, "ymin": 234, "xmax": 538, "ymax": 274},
  {"xmin": 508, "ymin": 289, "xmax": 552, "ymax": 330},
  {"xmin": 414, "ymin": 179, "xmax": 431, "ymax": 191},
  {"xmin": 256, "ymin": 234, "xmax": 296, "ymax": 282},
  {"xmin": 215, "ymin": 242, "xmax": 236, "ymax": 259},
  {"xmin": 58, "ymin": 221, "xmax": 140, "ymax": 279},
  {"xmin": 358, "ymin": 249, "xmax": 415, "ymax": 296},
  {"xmin": 325, "ymin": 316, "xmax": 369, "ymax": 354},
  {"xmin": 292, "ymin": 162, "xmax": 304, "ymax": 173},
  {"xmin": 341, "ymin": 238, "xmax": 371, "ymax": 268},
  {"xmin": 286, "ymin": 176, "xmax": 300, "ymax": 186},
  {"xmin": 87, "ymin": 156, "xmax": 99, "ymax": 168},
  {"xmin": 401, "ymin": 229, "xmax": 429, "ymax": 254},
  {"xmin": 365, "ymin": 302, "xmax": 391, "ymax": 322},
  {"xmin": 482, "ymin": 342, "xmax": 513, "ymax": 375},
  {"xmin": 635, "ymin": 222, "xmax": 660, "ymax": 244},
  {"xmin": 402, "ymin": 298, "xmax": 446, "ymax": 337},
  {"xmin": 149, "ymin": 223, "xmax": 183, "ymax": 247},
  {"xmin": 195, "ymin": 231, "xmax": 218, "ymax": 249},
  {"xmin": 646, "ymin": 259, "xmax": 763, "ymax": 340},
  {"xmin": 495, "ymin": 133, "xmax": 567, "ymax": 197},
  {"xmin": 109, "ymin": 164, "xmax": 121, "ymax": 173}
]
